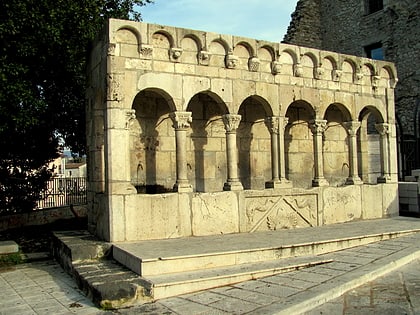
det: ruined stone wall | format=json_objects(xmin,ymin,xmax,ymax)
[
  {"xmin": 284, "ymin": 0, "xmax": 420, "ymax": 138},
  {"xmin": 283, "ymin": 0, "xmax": 322, "ymax": 48}
]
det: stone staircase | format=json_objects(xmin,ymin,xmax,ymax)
[{"xmin": 52, "ymin": 217, "xmax": 420, "ymax": 309}]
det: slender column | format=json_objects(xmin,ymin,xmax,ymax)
[
  {"xmin": 222, "ymin": 114, "xmax": 243, "ymax": 191},
  {"xmin": 265, "ymin": 117, "xmax": 280, "ymax": 188},
  {"xmin": 375, "ymin": 123, "xmax": 391, "ymax": 183},
  {"xmin": 343, "ymin": 121, "xmax": 363, "ymax": 185},
  {"xmin": 279, "ymin": 116, "xmax": 291, "ymax": 185},
  {"xmin": 310, "ymin": 119, "xmax": 329, "ymax": 187},
  {"xmin": 169, "ymin": 111, "xmax": 193, "ymax": 192}
]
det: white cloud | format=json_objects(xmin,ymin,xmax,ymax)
[{"xmin": 139, "ymin": 0, "xmax": 298, "ymax": 42}]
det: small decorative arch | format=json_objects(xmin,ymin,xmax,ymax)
[
  {"xmin": 152, "ymin": 30, "xmax": 175, "ymax": 48},
  {"xmin": 130, "ymin": 88, "xmax": 178, "ymax": 193},
  {"xmin": 186, "ymin": 91, "xmax": 229, "ymax": 192},
  {"xmin": 237, "ymin": 96, "xmax": 272, "ymax": 189},
  {"xmin": 285, "ymin": 100, "xmax": 316, "ymax": 188}
]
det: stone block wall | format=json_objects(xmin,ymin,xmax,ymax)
[
  {"xmin": 86, "ymin": 19, "xmax": 399, "ymax": 242},
  {"xmin": 284, "ymin": 0, "xmax": 420, "ymax": 176}
]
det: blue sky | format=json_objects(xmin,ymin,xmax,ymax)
[{"xmin": 138, "ymin": 0, "xmax": 299, "ymax": 42}]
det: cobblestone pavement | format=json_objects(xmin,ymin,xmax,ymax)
[
  {"xmin": 1, "ymin": 234, "xmax": 420, "ymax": 314},
  {"xmin": 305, "ymin": 259, "xmax": 420, "ymax": 315}
]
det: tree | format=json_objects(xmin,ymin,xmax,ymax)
[{"xmin": 0, "ymin": 0, "xmax": 151, "ymax": 213}]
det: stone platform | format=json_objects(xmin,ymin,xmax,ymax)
[{"xmin": 53, "ymin": 216, "xmax": 420, "ymax": 309}]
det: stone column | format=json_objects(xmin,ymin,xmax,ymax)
[
  {"xmin": 375, "ymin": 123, "xmax": 391, "ymax": 183},
  {"xmin": 279, "ymin": 116, "xmax": 291, "ymax": 186},
  {"xmin": 222, "ymin": 114, "xmax": 243, "ymax": 191},
  {"xmin": 310, "ymin": 119, "xmax": 329, "ymax": 187},
  {"xmin": 343, "ymin": 121, "xmax": 363, "ymax": 185},
  {"xmin": 265, "ymin": 116, "xmax": 280, "ymax": 188},
  {"xmin": 170, "ymin": 111, "xmax": 193, "ymax": 192}
]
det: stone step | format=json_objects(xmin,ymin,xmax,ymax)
[
  {"xmin": 112, "ymin": 218, "xmax": 420, "ymax": 277},
  {"xmin": 147, "ymin": 256, "xmax": 333, "ymax": 300}
]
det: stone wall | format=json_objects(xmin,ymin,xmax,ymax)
[
  {"xmin": 284, "ymin": 0, "xmax": 420, "ymax": 158},
  {"xmin": 86, "ymin": 19, "xmax": 399, "ymax": 242}
]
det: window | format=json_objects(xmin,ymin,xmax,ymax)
[
  {"xmin": 366, "ymin": 0, "xmax": 383, "ymax": 14},
  {"xmin": 365, "ymin": 42, "xmax": 384, "ymax": 60}
]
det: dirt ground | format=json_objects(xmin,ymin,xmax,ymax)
[{"xmin": 0, "ymin": 217, "xmax": 87, "ymax": 254}]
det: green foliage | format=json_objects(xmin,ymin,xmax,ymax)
[{"xmin": 0, "ymin": 0, "xmax": 151, "ymax": 214}]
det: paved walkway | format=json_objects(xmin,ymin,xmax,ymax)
[{"xmin": 1, "ymin": 218, "xmax": 420, "ymax": 314}]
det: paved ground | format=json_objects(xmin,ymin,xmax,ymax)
[{"xmin": 1, "ymin": 231, "xmax": 420, "ymax": 314}]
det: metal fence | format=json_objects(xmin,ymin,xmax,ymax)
[{"xmin": 36, "ymin": 177, "xmax": 87, "ymax": 209}]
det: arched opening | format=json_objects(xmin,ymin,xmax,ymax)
[
  {"xmin": 285, "ymin": 101, "xmax": 316, "ymax": 188},
  {"xmin": 130, "ymin": 89, "xmax": 175, "ymax": 193},
  {"xmin": 237, "ymin": 96, "xmax": 272, "ymax": 190},
  {"xmin": 187, "ymin": 92, "xmax": 228, "ymax": 192},
  {"xmin": 358, "ymin": 107, "xmax": 384, "ymax": 184},
  {"xmin": 323, "ymin": 104, "xmax": 352, "ymax": 186}
]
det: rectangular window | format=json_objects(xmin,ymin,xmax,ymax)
[
  {"xmin": 366, "ymin": 0, "xmax": 383, "ymax": 14},
  {"xmin": 365, "ymin": 42, "xmax": 384, "ymax": 60}
]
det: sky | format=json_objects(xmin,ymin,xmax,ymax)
[{"xmin": 138, "ymin": 0, "xmax": 299, "ymax": 42}]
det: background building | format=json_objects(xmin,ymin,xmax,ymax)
[{"xmin": 284, "ymin": 0, "xmax": 420, "ymax": 178}]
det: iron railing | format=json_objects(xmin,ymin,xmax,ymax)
[{"xmin": 36, "ymin": 177, "xmax": 87, "ymax": 209}]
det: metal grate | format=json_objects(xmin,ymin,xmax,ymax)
[{"xmin": 36, "ymin": 177, "xmax": 87, "ymax": 209}]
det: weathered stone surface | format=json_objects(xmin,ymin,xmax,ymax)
[{"xmin": 87, "ymin": 19, "xmax": 398, "ymax": 242}]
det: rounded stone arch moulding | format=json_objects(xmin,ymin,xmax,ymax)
[
  {"xmin": 132, "ymin": 87, "xmax": 177, "ymax": 113},
  {"xmin": 186, "ymin": 90, "xmax": 230, "ymax": 115}
]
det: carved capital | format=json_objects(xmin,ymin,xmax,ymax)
[
  {"xmin": 372, "ymin": 75, "xmax": 381, "ymax": 88},
  {"xmin": 107, "ymin": 43, "xmax": 116, "ymax": 56},
  {"xmin": 169, "ymin": 111, "xmax": 192, "ymax": 130},
  {"xmin": 333, "ymin": 69, "xmax": 342, "ymax": 82},
  {"xmin": 170, "ymin": 48, "xmax": 183, "ymax": 61},
  {"xmin": 281, "ymin": 117, "xmax": 289, "ymax": 131},
  {"xmin": 310, "ymin": 119, "xmax": 327, "ymax": 135},
  {"xmin": 222, "ymin": 114, "xmax": 241, "ymax": 132},
  {"xmin": 343, "ymin": 121, "xmax": 361, "ymax": 136},
  {"xmin": 355, "ymin": 72, "xmax": 364, "ymax": 84},
  {"xmin": 294, "ymin": 63, "xmax": 303, "ymax": 77},
  {"xmin": 375, "ymin": 123, "xmax": 390, "ymax": 136},
  {"xmin": 271, "ymin": 61, "xmax": 282, "ymax": 75},
  {"xmin": 314, "ymin": 67, "xmax": 324, "ymax": 80},
  {"xmin": 126, "ymin": 109, "xmax": 136, "ymax": 129},
  {"xmin": 199, "ymin": 51, "xmax": 210, "ymax": 65},
  {"xmin": 225, "ymin": 54, "xmax": 239, "ymax": 69},
  {"xmin": 265, "ymin": 116, "xmax": 280, "ymax": 134},
  {"xmin": 140, "ymin": 45, "xmax": 153, "ymax": 59},
  {"xmin": 248, "ymin": 57, "xmax": 260, "ymax": 72}
]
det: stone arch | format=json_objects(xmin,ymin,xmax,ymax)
[
  {"xmin": 379, "ymin": 66, "xmax": 396, "ymax": 88},
  {"xmin": 301, "ymin": 53, "xmax": 317, "ymax": 78},
  {"xmin": 115, "ymin": 27, "xmax": 141, "ymax": 57},
  {"xmin": 285, "ymin": 100, "xmax": 316, "ymax": 188},
  {"xmin": 322, "ymin": 56, "xmax": 338, "ymax": 81},
  {"xmin": 130, "ymin": 88, "xmax": 177, "ymax": 193},
  {"xmin": 152, "ymin": 31, "xmax": 173, "ymax": 61},
  {"xmin": 358, "ymin": 106, "xmax": 385, "ymax": 184},
  {"xmin": 258, "ymin": 46, "xmax": 274, "ymax": 73},
  {"xmin": 323, "ymin": 104, "xmax": 352, "ymax": 186},
  {"xmin": 341, "ymin": 59, "xmax": 356, "ymax": 83},
  {"xmin": 181, "ymin": 35, "xmax": 200, "ymax": 64},
  {"xmin": 209, "ymin": 39, "xmax": 229, "ymax": 67},
  {"xmin": 238, "ymin": 96, "xmax": 272, "ymax": 189},
  {"xmin": 233, "ymin": 42, "xmax": 252, "ymax": 70},
  {"xmin": 278, "ymin": 50, "xmax": 296, "ymax": 76},
  {"xmin": 186, "ymin": 91, "xmax": 229, "ymax": 192},
  {"xmin": 361, "ymin": 62, "xmax": 376, "ymax": 86}
]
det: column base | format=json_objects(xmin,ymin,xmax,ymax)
[
  {"xmin": 312, "ymin": 177, "xmax": 329, "ymax": 187},
  {"xmin": 173, "ymin": 182, "xmax": 193, "ymax": 193},
  {"xmin": 223, "ymin": 181, "xmax": 243, "ymax": 191},
  {"xmin": 345, "ymin": 176, "xmax": 363, "ymax": 185},
  {"xmin": 377, "ymin": 175, "xmax": 391, "ymax": 184},
  {"xmin": 265, "ymin": 179, "xmax": 293, "ymax": 189}
]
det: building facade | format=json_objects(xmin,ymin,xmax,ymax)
[
  {"xmin": 86, "ymin": 19, "xmax": 398, "ymax": 242},
  {"xmin": 284, "ymin": 0, "xmax": 420, "ymax": 178}
]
